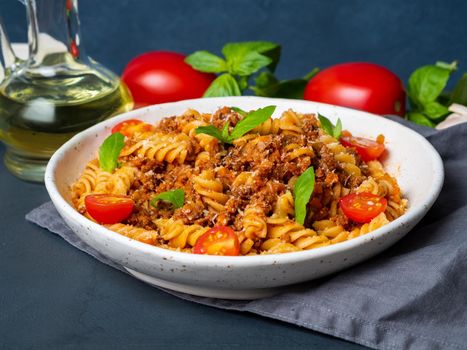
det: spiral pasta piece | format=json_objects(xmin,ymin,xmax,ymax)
[
  {"xmin": 194, "ymin": 151, "xmax": 211, "ymax": 169},
  {"xmin": 237, "ymin": 233, "xmax": 256, "ymax": 255},
  {"xmin": 319, "ymin": 134, "xmax": 361, "ymax": 176},
  {"xmin": 93, "ymin": 169, "xmax": 112, "ymax": 193},
  {"xmin": 107, "ymin": 223, "xmax": 159, "ymax": 245},
  {"xmin": 264, "ymin": 217, "xmax": 330, "ymax": 252},
  {"xmin": 348, "ymin": 212, "xmax": 390, "ymax": 238},
  {"xmin": 72, "ymin": 159, "xmax": 100, "ymax": 210},
  {"xmin": 193, "ymin": 170, "xmax": 229, "ymax": 212},
  {"xmin": 251, "ymin": 117, "xmax": 281, "ymax": 135},
  {"xmin": 181, "ymin": 119, "xmax": 218, "ymax": 152},
  {"xmin": 272, "ymin": 191, "xmax": 294, "ymax": 218},
  {"xmin": 243, "ymin": 205, "xmax": 268, "ymax": 240},
  {"xmin": 109, "ymin": 166, "xmax": 138, "ymax": 195},
  {"xmin": 154, "ymin": 218, "xmax": 209, "ymax": 249},
  {"xmin": 93, "ymin": 165, "xmax": 137, "ymax": 196},
  {"xmin": 385, "ymin": 199, "xmax": 408, "ymax": 221},
  {"xmin": 279, "ymin": 109, "xmax": 303, "ymax": 135},
  {"xmin": 72, "ymin": 159, "xmax": 99, "ymax": 197},
  {"xmin": 284, "ymin": 142, "xmax": 314, "ymax": 161},
  {"xmin": 121, "ymin": 133, "xmax": 190, "ymax": 164},
  {"xmin": 232, "ymin": 171, "xmax": 256, "ymax": 188}
]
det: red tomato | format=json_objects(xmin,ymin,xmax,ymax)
[
  {"xmin": 304, "ymin": 62, "xmax": 406, "ymax": 116},
  {"xmin": 193, "ymin": 226, "xmax": 240, "ymax": 256},
  {"xmin": 122, "ymin": 51, "xmax": 215, "ymax": 106},
  {"xmin": 85, "ymin": 194, "xmax": 134, "ymax": 224},
  {"xmin": 111, "ymin": 119, "xmax": 153, "ymax": 137},
  {"xmin": 340, "ymin": 133, "xmax": 385, "ymax": 161},
  {"xmin": 339, "ymin": 192, "xmax": 387, "ymax": 223}
]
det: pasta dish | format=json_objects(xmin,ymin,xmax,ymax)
[{"xmin": 71, "ymin": 106, "xmax": 407, "ymax": 256}]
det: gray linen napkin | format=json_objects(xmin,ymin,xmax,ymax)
[{"xmin": 26, "ymin": 118, "xmax": 467, "ymax": 350}]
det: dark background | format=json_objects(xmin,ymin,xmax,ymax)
[
  {"xmin": 1, "ymin": 1, "xmax": 466, "ymax": 349},
  {"xmin": 2, "ymin": 0, "xmax": 467, "ymax": 83}
]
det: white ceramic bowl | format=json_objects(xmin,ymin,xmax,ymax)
[{"xmin": 45, "ymin": 97, "xmax": 444, "ymax": 300}]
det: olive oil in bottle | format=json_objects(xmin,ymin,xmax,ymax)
[
  {"xmin": 0, "ymin": 0, "xmax": 134, "ymax": 182},
  {"xmin": 0, "ymin": 76, "xmax": 133, "ymax": 181}
]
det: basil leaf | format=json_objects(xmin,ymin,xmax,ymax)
[
  {"xmin": 408, "ymin": 64, "xmax": 453, "ymax": 107},
  {"xmin": 237, "ymin": 76, "xmax": 249, "ymax": 91},
  {"xmin": 99, "ymin": 132, "xmax": 125, "ymax": 173},
  {"xmin": 221, "ymin": 122, "xmax": 230, "ymax": 139},
  {"xmin": 333, "ymin": 119, "xmax": 343, "ymax": 139},
  {"xmin": 251, "ymin": 72, "xmax": 280, "ymax": 97},
  {"xmin": 231, "ymin": 107, "xmax": 247, "ymax": 117},
  {"xmin": 150, "ymin": 189, "xmax": 185, "ymax": 209},
  {"xmin": 185, "ymin": 51, "xmax": 227, "ymax": 73},
  {"xmin": 229, "ymin": 51, "xmax": 272, "ymax": 76},
  {"xmin": 203, "ymin": 73, "xmax": 242, "ymax": 97},
  {"xmin": 255, "ymin": 71, "xmax": 279, "ymax": 88},
  {"xmin": 197, "ymin": 106, "xmax": 276, "ymax": 143},
  {"xmin": 293, "ymin": 167, "xmax": 315, "ymax": 225},
  {"xmin": 449, "ymin": 73, "xmax": 467, "ymax": 105},
  {"xmin": 222, "ymin": 41, "xmax": 278, "ymax": 60},
  {"xmin": 222, "ymin": 41, "xmax": 278, "ymax": 76},
  {"xmin": 407, "ymin": 112, "xmax": 435, "ymax": 127},
  {"xmin": 318, "ymin": 114, "xmax": 342, "ymax": 139},
  {"xmin": 229, "ymin": 105, "xmax": 276, "ymax": 139},
  {"xmin": 262, "ymin": 45, "xmax": 281, "ymax": 73},
  {"xmin": 318, "ymin": 114, "xmax": 334, "ymax": 136},
  {"xmin": 195, "ymin": 125, "xmax": 230, "ymax": 143},
  {"xmin": 423, "ymin": 101, "xmax": 449, "ymax": 120}
]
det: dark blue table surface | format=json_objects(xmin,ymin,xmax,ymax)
[{"xmin": 1, "ymin": 1, "xmax": 466, "ymax": 349}]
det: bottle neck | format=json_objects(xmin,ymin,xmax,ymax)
[{"xmin": 27, "ymin": 0, "xmax": 85, "ymax": 65}]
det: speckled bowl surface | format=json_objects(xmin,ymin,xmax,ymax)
[{"xmin": 45, "ymin": 97, "xmax": 444, "ymax": 300}]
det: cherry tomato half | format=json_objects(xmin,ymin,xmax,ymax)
[
  {"xmin": 122, "ymin": 51, "xmax": 215, "ymax": 106},
  {"xmin": 111, "ymin": 119, "xmax": 153, "ymax": 137},
  {"xmin": 193, "ymin": 226, "xmax": 240, "ymax": 256},
  {"xmin": 339, "ymin": 192, "xmax": 387, "ymax": 223},
  {"xmin": 85, "ymin": 194, "xmax": 134, "ymax": 224},
  {"xmin": 304, "ymin": 62, "xmax": 406, "ymax": 116},
  {"xmin": 340, "ymin": 133, "xmax": 385, "ymax": 162}
]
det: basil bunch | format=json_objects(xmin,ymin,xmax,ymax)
[
  {"xmin": 407, "ymin": 61, "xmax": 467, "ymax": 127},
  {"xmin": 185, "ymin": 41, "xmax": 318, "ymax": 99}
]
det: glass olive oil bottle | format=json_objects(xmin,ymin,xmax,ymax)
[{"xmin": 0, "ymin": 0, "xmax": 133, "ymax": 182}]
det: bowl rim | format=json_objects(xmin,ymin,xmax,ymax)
[{"xmin": 45, "ymin": 96, "xmax": 444, "ymax": 267}]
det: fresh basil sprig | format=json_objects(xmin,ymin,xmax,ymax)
[
  {"xmin": 185, "ymin": 41, "xmax": 319, "ymax": 99},
  {"xmin": 293, "ymin": 167, "xmax": 315, "ymax": 226},
  {"xmin": 186, "ymin": 41, "xmax": 280, "ymax": 97},
  {"xmin": 186, "ymin": 41, "xmax": 318, "ymax": 99},
  {"xmin": 407, "ymin": 61, "xmax": 458, "ymax": 124},
  {"xmin": 318, "ymin": 114, "xmax": 342, "ymax": 139},
  {"xmin": 150, "ymin": 189, "xmax": 185, "ymax": 209},
  {"xmin": 196, "ymin": 105, "xmax": 276, "ymax": 143},
  {"xmin": 99, "ymin": 132, "xmax": 125, "ymax": 173}
]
